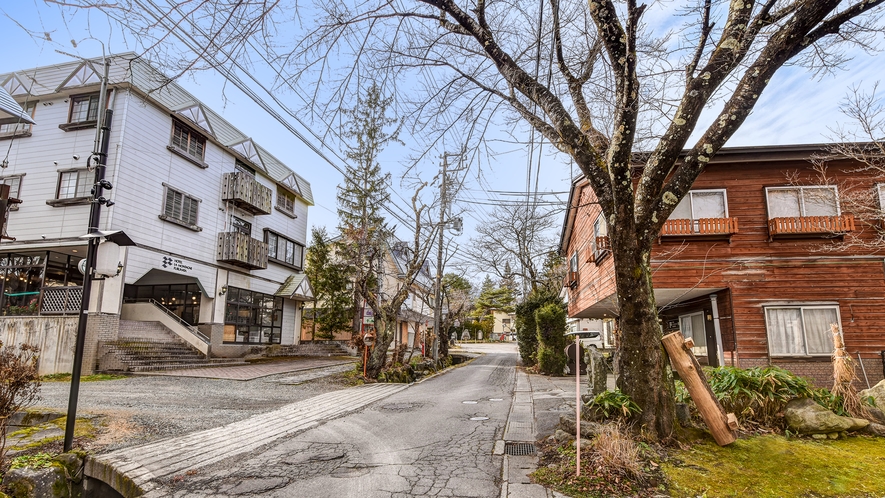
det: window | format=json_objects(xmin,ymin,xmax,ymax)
[
  {"xmin": 170, "ymin": 120, "xmax": 206, "ymax": 161},
  {"xmin": 669, "ymin": 189, "xmax": 728, "ymax": 226},
  {"xmin": 0, "ymin": 101, "xmax": 36, "ymax": 137},
  {"xmin": 223, "ymin": 287, "xmax": 284, "ymax": 344},
  {"xmin": 277, "ymin": 186, "xmax": 296, "ymax": 215},
  {"xmin": 592, "ymin": 215, "xmax": 610, "ymax": 261},
  {"xmin": 265, "ymin": 230, "xmax": 304, "ymax": 269},
  {"xmin": 56, "ymin": 170, "xmax": 91, "ymax": 199},
  {"xmin": 766, "ymin": 186, "xmax": 838, "ymax": 218},
  {"xmin": 569, "ymin": 251, "xmax": 578, "ymax": 272},
  {"xmin": 765, "ymin": 305, "xmax": 838, "ymax": 356},
  {"xmin": 235, "ymin": 159, "xmax": 255, "ymax": 176},
  {"xmin": 69, "ymin": 94, "xmax": 99, "ymax": 123},
  {"xmin": 161, "ymin": 185, "xmax": 201, "ymax": 229},
  {"xmin": 231, "ymin": 216, "xmax": 251, "ymax": 235},
  {"xmin": 678, "ymin": 311, "xmax": 708, "ymax": 357}
]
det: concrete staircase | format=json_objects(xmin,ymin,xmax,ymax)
[
  {"xmin": 269, "ymin": 340, "xmax": 356, "ymax": 358},
  {"xmin": 97, "ymin": 321, "xmax": 246, "ymax": 372}
]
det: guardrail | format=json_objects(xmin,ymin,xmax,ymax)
[{"xmin": 147, "ymin": 299, "xmax": 210, "ymax": 343}]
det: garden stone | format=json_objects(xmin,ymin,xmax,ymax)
[
  {"xmin": 574, "ymin": 438, "xmax": 593, "ymax": 452},
  {"xmin": 827, "ymin": 432, "xmax": 839, "ymax": 439},
  {"xmin": 675, "ymin": 403, "xmax": 692, "ymax": 426},
  {"xmin": 863, "ymin": 422, "xmax": 885, "ymax": 437},
  {"xmin": 559, "ymin": 413, "xmax": 605, "ymax": 438},
  {"xmin": 586, "ymin": 349, "xmax": 607, "ymax": 397},
  {"xmin": 553, "ymin": 429, "xmax": 572, "ymax": 442},
  {"xmin": 860, "ymin": 380, "xmax": 885, "ymax": 410},
  {"xmin": 811, "ymin": 433, "xmax": 828, "ymax": 440},
  {"xmin": 785, "ymin": 398, "xmax": 870, "ymax": 434},
  {"xmin": 867, "ymin": 407, "xmax": 885, "ymax": 424}
]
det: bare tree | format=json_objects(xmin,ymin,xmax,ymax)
[
  {"xmin": 463, "ymin": 203, "xmax": 559, "ymax": 295},
  {"xmin": 47, "ymin": 0, "xmax": 885, "ymax": 440},
  {"xmin": 813, "ymin": 84, "xmax": 885, "ymax": 246}
]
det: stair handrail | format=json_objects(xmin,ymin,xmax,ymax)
[{"xmin": 147, "ymin": 299, "xmax": 210, "ymax": 344}]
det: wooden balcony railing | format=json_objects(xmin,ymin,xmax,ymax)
[
  {"xmin": 596, "ymin": 235, "xmax": 611, "ymax": 251},
  {"xmin": 566, "ymin": 269, "xmax": 578, "ymax": 288},
  {"xmin": 661, "ymin": 217, "xmax": 739, "ymax": 236},
  {"xmin": 221, "ymin": 172, "xmax": 273, "ymax": 215},
  {"xmin": 768, "ymin": 214, "xmax": 855, "ymax": 236},
  {"xmin": 217, "ymin": 232, "xmax": 268, "ymax": 270}
]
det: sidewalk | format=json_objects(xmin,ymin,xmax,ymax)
[{"xmin": 499, "ymin": 370, "xmax": 616, "ymax": 498}]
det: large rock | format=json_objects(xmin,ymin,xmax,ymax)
[
  {"xmin": 559, "ymin": 413, "xmax": 604, "ymax": 438},
  {"xmin": 860, "ymin": 380, "xmax": 885, "ymax": 411},
  {"xmin": 785, "ymin": 398, "xmax": 870, "ymax": 434}
]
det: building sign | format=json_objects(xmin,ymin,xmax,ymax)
[
  {"xmin": 363, "ymin": 316, "xmax": 374, "ymax": 324},
  {"xmin": 161, "ymin": 256, "xmax": 193, "ymax": 274}
]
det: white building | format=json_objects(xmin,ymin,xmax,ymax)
[{"xmin": 0, "ymin": 54, "xmax": 314, "ymax": 373}]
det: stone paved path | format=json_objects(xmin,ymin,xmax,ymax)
[{"xmin": 133, "ymin": 357, "xmax": 357, "ymax": 380}]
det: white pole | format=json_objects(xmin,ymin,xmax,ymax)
[{"xmin": 576, "ymin": 335, "xmax": 581, "ymax": 477}]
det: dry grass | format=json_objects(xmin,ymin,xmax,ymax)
[
  {"xmin": 590, "ymin": 424, "xmax": 642, "ymax": 479},
  {"xmin": 830, "ymin": 324, "xmax": 871, "ymax": 420}
]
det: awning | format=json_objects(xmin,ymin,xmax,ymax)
[
  {"xmin": 132, "ymin": 268, "xmax": 208, "ymax": 295},
  {"xmin": 275, "ymin": 273, "xmax": 314, "ymax": 301},
  {"xmin": 0, "ymin": 86, "xmax": 35, "ymax": 126}
]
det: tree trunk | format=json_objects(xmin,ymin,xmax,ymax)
[
  {"xmin": 365, "ymin": 314, "xmax": 396, "ymax": 378},
  {"xmin": 611, "ymin": 231, "xmax": 676, "ymax": 440}
]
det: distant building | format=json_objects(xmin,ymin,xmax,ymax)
[{"xmin": 0, "ymin": 54, "xmax": 314, "ymax": 373}]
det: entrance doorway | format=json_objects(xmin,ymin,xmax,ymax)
[{"xmin": 123, "ymin": 283, "xmax": 202, "ymax": 325}]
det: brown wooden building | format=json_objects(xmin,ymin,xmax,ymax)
[{"xmin": 559, "ymin": 144, "xmax": 885, "ymax": 387}]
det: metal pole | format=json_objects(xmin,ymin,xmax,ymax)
[
  {"xmin": 432, "ymin": 154, "xmax": 448, "ymax": 361},
  {"xmin": 64, "ymin": 59, "xmax": 111, "ymax": 452}
]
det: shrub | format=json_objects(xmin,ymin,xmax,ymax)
[
  {"xmin": 1, "ymin": 341, "xmax": 41, "ymax": 465},
  {"xmin": 704, "ymin": 366, "xmax": 817, "ymax": 426},
  {"xmin": 514, "ymin": 289, "xmax": 560, "ymax": 366},
  {"xmin": 586, "ymin": 389, "xmax": 641, "ymax": 421},
  {"xmin": 535, "ymin": 302, "xmax": 568, "ymax": 375}
]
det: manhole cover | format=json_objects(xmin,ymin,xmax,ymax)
[
  {"xmin": 462, "ymin": 400, "xmax": 478, "ymax": 404},
  {"xmin": 504, "ymin": 442, "xmax": 536, "ymax": 456},
  {"xmin": 469, "ymin": 416, "xmax": 489, "ymax": 421}
]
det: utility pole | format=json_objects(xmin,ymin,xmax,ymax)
[
  {"xmin": 432, "ymin": 150, "xmax": 464, "ymax": 361},
  {"xmin": 64, "ymin": 58, "xmax": 112, "ymax": 452}
]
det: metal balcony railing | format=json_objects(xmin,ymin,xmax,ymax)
[
  {"xmin": 217, "ymin": 232, "xmax": 268, "ymax": 270},
  {"xmin": 221, "ymin": 172, "xmax": 273, "ymax": 215}
]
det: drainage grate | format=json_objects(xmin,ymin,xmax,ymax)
[{"xmin": 504, "ymin": 442, "xmax": 536, "ymax": 456}]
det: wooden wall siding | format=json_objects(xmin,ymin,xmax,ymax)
[
  {"xmin": 565, "ymin": 183, "xmax": 617, "ymax": 318},
  {"xmin": 566, "ymin": 157, "xmax": 885, "ymax": 362}
]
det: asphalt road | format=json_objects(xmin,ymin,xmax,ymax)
[{"xmin": 157, "ymin": 345, "xmax": 519, "ymax": 497}]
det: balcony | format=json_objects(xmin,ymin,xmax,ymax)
[
  {"xmin": 221, "ymin": 172, "xmax": 273, "ymax": 215},
  {"xmin": 566, "ymin": 269, "xmax": 579, "ymax": 289},
  {"xmin": 661, "ymin": 218, "xmax": 739, "ymax": 239},
  {"xmin": 217, "ymin": 232, "xmax": 268, "ymax": 270},
  {"xmin": 768, "ymin": 214, "xmax": 855, "ymax": 237}
]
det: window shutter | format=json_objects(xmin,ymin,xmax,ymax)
[{"xmin": 185, "ymin": 195, "xmax": 199, "ymax": 225}]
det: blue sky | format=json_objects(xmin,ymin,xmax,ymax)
[{"xmin": 1, "ymin": 1, "xmax": 883, "ymax": 276}]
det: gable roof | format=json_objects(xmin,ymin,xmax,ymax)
[{"xmin": 0, "ymin": 53, "xmax": 313, "ymax": 205}]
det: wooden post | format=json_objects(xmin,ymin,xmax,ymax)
[{"xmin": 662, "ymin": 331, "xmax": 736, "ymax": 446}]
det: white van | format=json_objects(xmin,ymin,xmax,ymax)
[{"xmin": 565, "ymin": 330, "xmax": 604, "ymax": 350}]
